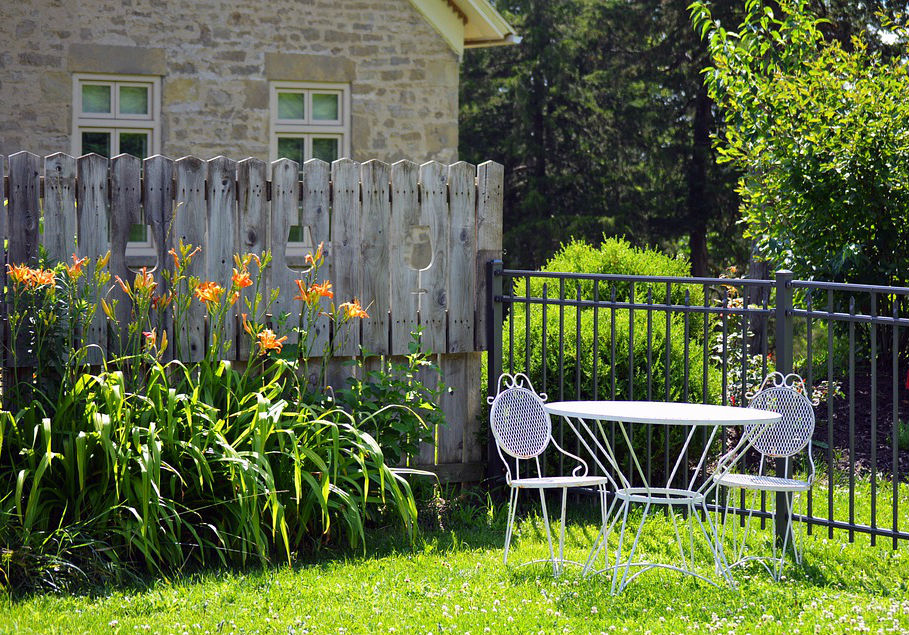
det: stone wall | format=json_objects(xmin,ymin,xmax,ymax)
[{"xmin": 0, "ymin": 0, "xmax": 460, "ymax": 163}]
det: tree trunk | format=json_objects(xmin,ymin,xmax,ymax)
[{"xmin": 687, "ymin": 85, "xmax": 711, "ymax": 277}]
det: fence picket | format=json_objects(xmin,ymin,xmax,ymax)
[
  {"xmin": 268, "ymin": 158, "xmax": 301, "ymax": 349},
  {"xmin": 447, "ymin": 162, "xmax": 477, "ymax": 353},
  {"xmin": 143, "ymin": 155, "xmax": 175, "ymax": 360},
  {"xmin": 173, "ymin": 156, "xmax": 207, "ymax": 361},
  {"xmin": 42, "ymin": 153, "xmax": 77, "ymax": 264},
  {"xmin": 389, "ymin": 160, "xmax": 422, "ymax": 355},
  {"xmin": 237, "ymin": 158, "xmax": 268, "ymax": 360},
  {"xmin": 77, "ymin": 153, "xmax": 110, "ymax": 364},
  {"xmin": 300, "ymin": 159, "xmax": 331, "ymax": 358},
  {"xmin": 207, "ymin": 156, "xmax": 238, "ymax": 356},
  {"xmin": 475, "ymin": 161, "xmax": 504, "ymax": 351},
  {"xmin": 331, "ymin": 158, "xmax": 361, "ymax": 356},
  {"xmin": 109, "ymin": 154, "xmax": 142, "ymax": 353},
  {"xmin": 8, "ymin": 152, "xmax": 41, "ymax": 268},
  {"xmin": 359, "ymin": 160, "xmax": 390, "ymax": 355},
  {"xmin": 419, "ymin": 161, "xmax": 449, "ymax": 354}
]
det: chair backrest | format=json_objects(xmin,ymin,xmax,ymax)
[
  {"xmin": 746, "ymin": 372, "xmax": 816, "ymax": 458},
  {"xmin": 488, "ymin": 373, "xmax": 552, "ymax": 460}
]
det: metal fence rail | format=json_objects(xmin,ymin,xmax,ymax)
[{"xmin": 486, "ymin": 261, "xmax": 909, "ymax": 547}]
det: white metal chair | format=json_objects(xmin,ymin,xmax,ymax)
[
  {"xmin": 713, "ymin": 372, "xmax": 816, "ymax": 580},
  {"xmin": 489, "ymin": 373, "xmax": 611, "ymax": 575}
]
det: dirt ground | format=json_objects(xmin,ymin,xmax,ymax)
[{"xmin": 817, "ymin": 362, "xmax": 909, "ymax": 479}]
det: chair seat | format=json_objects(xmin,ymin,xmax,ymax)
[
  {"xmin": 714, "ymin": 472, "xmax": 810, "ymax": 492},
  {"xmin": 510, "ymin": 475, "xmax": 610, "ymax": 490}
]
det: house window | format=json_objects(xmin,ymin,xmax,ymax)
[
  {"xmin": 270, "ymin": 82, "xmax": 350, "ymax": 247},
  {"xmin": 270, "ymin": 82, "xmax": 350, "ymax": 165},
  {"xmin": 72, "ymin": 74, "xmax": 161, "ymax": 260}
]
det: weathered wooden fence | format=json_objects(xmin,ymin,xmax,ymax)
[{"xmin": 0, "ymin": 151, "xmax": 504, "ymax": 482}]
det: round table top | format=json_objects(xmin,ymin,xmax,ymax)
[{"xmin": 543, "ymin": 400, "xmax": 782, "ymax": 426}]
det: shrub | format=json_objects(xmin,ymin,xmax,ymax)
[
  {"xmin": 506, "ymin": 237, "xmax": 719, "ymax": 404},
  {"xmin": 503, "ymin": 238, "xmax": 722, "ymax": 478}
]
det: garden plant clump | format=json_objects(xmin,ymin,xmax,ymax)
[{"xmin": 0, "ymin": 241, "xmax": 442, "ymax": 592}]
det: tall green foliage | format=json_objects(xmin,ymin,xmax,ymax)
[
  {"xmin": 0, "ymin": 248, "xmax": 434, "ymax": 591},
  {"xmin": 693, "ymin": 0, "xmax": 909, "ymax": 286}
]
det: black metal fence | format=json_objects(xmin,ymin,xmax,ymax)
[{"xmin": 485, "ymin": 260, "xmax": 909, "ymax": 547}]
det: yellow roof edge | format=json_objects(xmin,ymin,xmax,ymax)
[
  {"xmin": 456, "ymin": 0, "xmax": 517, "ymax": 42},
  {"xmin": 408, "ymin": 0, "xmax": 518, "ymax": 56}
]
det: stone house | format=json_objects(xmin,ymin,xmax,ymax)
[{"xmin": 0, "ymin": 0, "xmax": 516, "ymax": 164}]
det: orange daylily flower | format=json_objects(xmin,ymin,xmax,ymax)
[
  {"xmin": 310, "ymin": 280, "xmax": 333, "ymax": 299},
  {"xmin": 339, "ymin": 298, "xmax": 369, "ymax": 319},
  {"xmin": 305, "ymin": 242, "xmax": 325, "ymax": 267},
  {"xmin": 241, "ymin": 313, "xmax": 253, "ymax": 335},
  {"xmin": 195, "ymin": 281, "xmax": 224, "ymax": 304},
  {"xmin": 229, "ymin": 291, "xmax": 240, "ymax": 305},
  {"xmin": 32, "ymin": 269, "xmax": 55, "ymax": 287},
  {"xmin": 66, "ymin": 254, "xmax": 89, "ymax": 280},
  {"xmin": 294, "ymin": 279, "xmax": 314, "ymax": 303},
  {"xmin": 256, "ymin": 329, "xmax": 287, "ymax": 355},
  {"xmin": 7, "ymin": 263, "xmax": 32, "ymax": 285},
  {"xmin": 168, "ymin": 248, "xmax": 180, "ymax": 269},
  {"xmin": 114, "ymin": 275, "xmax": 130, "ymax": 294},
  {"xmin": 231, "ymin": 268, "xmax": 253, "ymax": 289}
]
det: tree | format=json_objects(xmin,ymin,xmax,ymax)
[
  {"xmin": 459, "ymin": 0, "xmax": 745, "ymax": 273},
  {"xmin": 693, "ymin": 0, "xmax": 909, "ymax": 286}
]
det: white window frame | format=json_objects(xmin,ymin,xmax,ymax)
[
  {"xmin": 270, "ymin": 82, "xmax": 350, "ymax": 259},
  {"xmin": 72, "ymin": 73, "xmax": 161, "ymax": 263}
]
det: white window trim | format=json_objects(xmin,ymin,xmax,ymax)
[{"xmin": 72, "ymin": 73, "xmax": 161, "ymax": 263}]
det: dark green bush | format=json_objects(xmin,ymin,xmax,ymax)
[
  {"xmin": 503, "ymin": 238, "xmax": 722, "ymax": 478},
  {"xmin": 507, "ymin": 237, "xmax": 719, "ymax": 404}
]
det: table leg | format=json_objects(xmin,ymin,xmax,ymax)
[{"xmin": 538, "ymin": 488, "xmax": 558, "ymax": 576}]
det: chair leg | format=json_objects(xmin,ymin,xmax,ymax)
[
  {"xmin": 538, "ymin": 488, "xmax": 558, "ymax": 576},
  {"xmin": 774, "ymin": 490, "xmax": 799, "ymax": 581},
  {"xmin": 503, "ymin": 487, "xmax": 519, "ymax": 565},
  {"xmin": 558, "ymin": 487, "xmax": 568, "ymax": 574}
]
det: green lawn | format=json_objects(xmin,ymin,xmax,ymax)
[{"xmin": 3, "ymin": 490, "xmax": 909, "ymax": 635}]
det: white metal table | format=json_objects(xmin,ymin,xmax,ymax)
[{"xmin": 544, "ymin": 400, "xmax": 781, "ymax": 593}]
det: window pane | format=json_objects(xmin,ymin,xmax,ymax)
[
  {"xmin": 277, "ymin": 137, "xmax": 306, "ymax": 165},
  {"xmin": 128, "ymin": 224, "xmax": 148, "ymax": 242},
  {"xmin": 312, "ymin": 137, "xmax": 339, "ymax": 162},
  {"xmin": 119, "ymin": 132, "xmax": 149, "ymax": 158},
  {"xmin": 277, "ymin": 92, "xmax": 305, "ymax": 120},
  {"xmin": 82, "ymin": 84, "xmax": 111, "ymax": 114},
  {"xmin": 119, "ymin": 85, "xmax": 149, "ymax": 115},
  {"xmin": 312, "ymin": 93, "xmax": 339, "ymax": 120},
  {"xmin": 82, "ymin": 131, "xmax": 111, "ymax": 157},
  {"xmin": 288, "ymin": 226, "xmax": 305, "ymax": 242}
]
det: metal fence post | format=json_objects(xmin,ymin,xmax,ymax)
[
  {"xmin": 774, "ymin": 269, "xmax": 794, "ymax": 547},
  {"xmin": 486, "ymin": 259, "xmax": 504, "ymax": 481}
]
